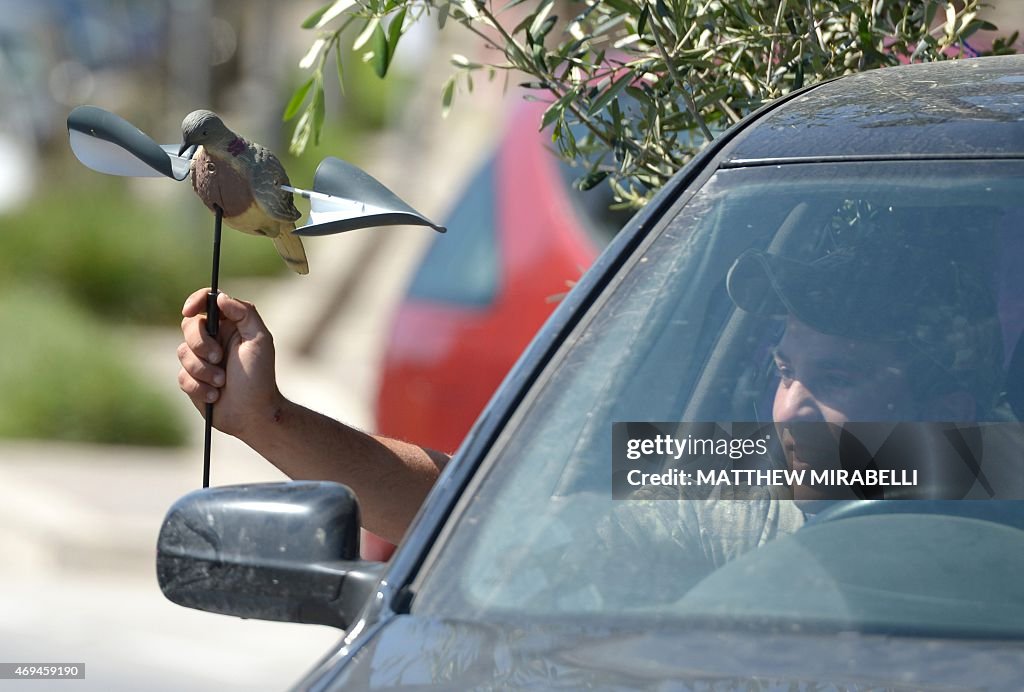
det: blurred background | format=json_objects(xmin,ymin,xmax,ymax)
[
  {"xmin": 0, "ymin": 0, "xmax": 626, "ymax": 689},
  {"xmin": 1, "ymin": 1, "xmax": 1021, "ymax": 689}
]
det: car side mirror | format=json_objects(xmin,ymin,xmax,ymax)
[{"xmin": 157, "ymin": 481, "xmax": 385, "ymax": 629}]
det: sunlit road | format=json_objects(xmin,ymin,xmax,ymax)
[
  {"xmin": 0, "ymin": 572, "xmax": 339, "ymax": 691},
  {"xmin": 0, "ymin": 441, "xmax": 340, "ymax": 692}
]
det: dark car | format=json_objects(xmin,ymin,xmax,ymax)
[{"xmin": 158, "ymin": 55, "xmax": 1024, "ymax": 689}]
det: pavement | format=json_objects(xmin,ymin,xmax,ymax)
[{"xmin": 0, "ymin": 94, "xmax": 504, "ymax": 690}]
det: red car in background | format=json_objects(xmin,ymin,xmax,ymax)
[
  {"xmin": 365, "ymin": 101, "xmax": 627, "ymax": 559},
  {"xmin": 375, "ymin": 101, "xmax": 626, "ymax": 454}
]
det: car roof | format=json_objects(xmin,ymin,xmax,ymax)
[{"xmin": 723, "ymin": 55, "xmax": 1024, "ymax": 165}]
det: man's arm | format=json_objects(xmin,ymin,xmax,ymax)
[{"xmin": 177, "ymin": 288, "xmax": 449, "ymax": 544}]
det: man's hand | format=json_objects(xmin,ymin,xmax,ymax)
[
  {"xmin": 176, "ymin": 287, "xmax": 449, "ymax": 544},
  {"xmin": 177, "ymin": 288, "xmax": 282, "ymax": 439}
]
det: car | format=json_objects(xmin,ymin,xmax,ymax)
[
  {"xmin": 366, "ymin": 100, "xmax": 628, "ymax": 560},
  {"xmin": 374, "ymin": 99, "xmax": 627, "ymax": 456},
  {"xmin": 157, "ymin": 54, "xmax": 1024, "ymax": 689}
]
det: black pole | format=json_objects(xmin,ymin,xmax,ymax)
[{"xmin": 203, "ymin": 204, "xmax": 223, "ymax": 488}]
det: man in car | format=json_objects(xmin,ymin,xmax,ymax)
[
  {"xmin": 593, "ymin": 227, "xmax": 1008, "ymax": 598},
  {"xmin": 726, "ymin": 234, "xmax": 1004, "ymax": 503}
]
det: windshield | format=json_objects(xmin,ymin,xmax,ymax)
[{"xmin": 412, "ymin": 160, "xmax": 1024, "ymax": 638}]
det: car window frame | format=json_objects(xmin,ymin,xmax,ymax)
[
  {"xmin": 406, "ymin": 157, "xmax": 1024, "ymax": 620},
  {"xmin": 373, "ymin": 79, "xmax": 831, "ymax": 606}
]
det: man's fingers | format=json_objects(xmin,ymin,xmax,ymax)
[
  {"xmin": 182, "ymin": 287, "xmax": 214, "ymax": 318},
  {"xmin": 181, "ymin": 313, "xmax": 223, "ymax": 365},
  {"xmin": 182, "ymin": 290, "xmax": 266, "ymax": 345},
  {"xmin": 217, "ymin": 293, "xmax": 269, "ymax": 342},
  {"xmin": 176, "ymin": 337, "xmax": 223, "ymax": 406},
  {"xmin": 177, "ymin": 367, "xmax": 219, "ymax": 406},
  {"xmin": 177, "ymin": 341, "xmax": 225, "ymax": 387}
]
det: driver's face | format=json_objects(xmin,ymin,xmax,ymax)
[
  {"xmin": 772, "ymin": 317, "xmax": 916, "ymax": 499},
  {"xmin": 772, "ymin": 317, "xmax": 916, "ymax": 425}
]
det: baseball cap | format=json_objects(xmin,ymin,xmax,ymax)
[{"xmin": 726, "ymin": 234, "xmax": 1003, "ymax": 404}]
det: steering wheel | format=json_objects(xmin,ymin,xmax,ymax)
[{"xmin": 805, "ymin": 498, "xmax": 1024, "ymax": 530}]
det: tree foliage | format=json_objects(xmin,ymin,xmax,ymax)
[{"xmin": 288, "ymin": 0, "xmax": 1013, "ymax": 207}]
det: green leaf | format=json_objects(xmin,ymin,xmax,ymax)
[
  {"xmin": 456, "ymin": 0, "xmax": 480, "ymax": 20},
  {"xmin": 302, "ymin": 0, "xmax": 356, "ymax": 29},
  {"xmin": 532, "ymin": 42, "xmax": 547, "ymax": 71},
  {"xmin": 289, "ymin": 109, "xmax": 312, "ymax": 155},
  {"xmin": 556, "ymin": 38, "xmax": 585, "ymax": 60},
  {"xmin": 441, "ymin": 76, "xmax": 456, "ymax": 118},
  {"xmin": 528, "ymin": 0, "xmax": 555, "ymax": 40},
  {"xmin": 534, "ymin": 16, "xmax": 558, "ymax": 42},
  {"xmin": 451, "ymin": 53, "xmax": 484, "ymax": 69},
  {"xmin": 387, "ymin": 7, "xmax": 407, "ymax": 65},
  {"xmin": 301, "ymin": 2, "xmax": 333, "ymax": 29},
  {"xmin": 541, "ymin": 89, "xmax": 575, "ymax": 130},
  {"xmin": 513, "ymin": 13, "xmax": 535, "ymax": 40},
  {"xmin": 371, "ymin": 23, "xmax": 390, "ymax": 77},
  {"xmin": 600, "ymin": 0, "xmax": 633, "ymax": 14},
  {"xmin": 587, "ymin": 72, "xmax": 631, "ymax": 116},
  {"xmin": 609, "ymin": 91, "xmax": 624, "ymax": 125},
  {"xmin": 335, "ymin": 40, "xmax": 346, "ymax": 94},
  {"xmin": 693, "ymin": 85, "xmax": 729, "ymax": 110},
  {"xmin": 624, "ymin": 85, "xmax": 650, "ymax": 102},
  {"xmin": 299, "ymin": 38, "xmax": 327, "ymax": 69},
  {"xmin": 576, "ymin": 170, "xmax": 609, "ymax": 191},
  {"xmin": 637, "ymin": 4, "xmax": 649, "ymax": 35},
  {"xmin": 541, "ymin": 101, "xmax": 562, "ymax": 131},
  {"xmin": 312, "ymin": 83, "xmax": 326, "ymax": 145},
  {"xmin": 353, "ymin": 17, "xmax": 380, "ymax": 51},
  {"xmin": 560, "ymin": 116, "xmax": 578, "ymax": 156},
  {"xmin": 283, "ymin": 77, "xmax": 315, "ymax": 121}
]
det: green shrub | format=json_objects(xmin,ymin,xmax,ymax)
[
  {"xmin": 0, "ymin": 169, "xmax": 287, "ymax": 325},
  {"xmin": 0, "ymin": 286, "xmax": 186, "ymax": 446},
  {"xmin": 292, "ymin": 0, "xmax": 1011, "ymax": 207}
]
